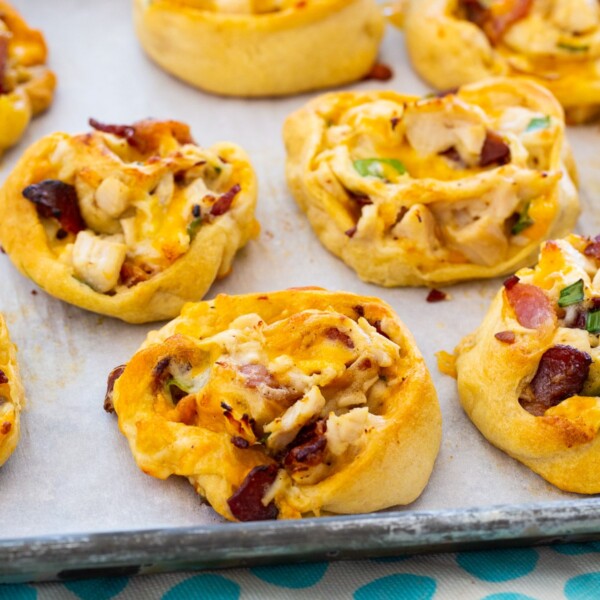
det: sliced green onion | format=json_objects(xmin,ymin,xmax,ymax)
[
  {"xmin": 526, "ymin": 116, "xmax": 551, "ymax": 133},
  {"xmin": 587, "ymin": 310, "xmax": 600, "ymax": 334},
  {"xmin": 187, "ymin": 216, "xmax": 203, "ymax": 238},
  {"xmin": 353, "ymin": 158, "xmax": 407, "ymax": 179},
  {"xmin": 558, "ymin": 279, "xmax": 584, "ymax": 307},
  {"xmin": 557, "ymin": 42, "xmax": 590, "ymax": 53},
  {"xmin": 165, "ymin": 377, "xmax": 190, "ymax": 403},
  {"xmin": 511, "ymin": 202, "xmax": 534, "ymax": 235}
]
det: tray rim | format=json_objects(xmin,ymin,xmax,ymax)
[{"xmin": 3, "ymin": 497, "xmax": 600, "ymax": 583}]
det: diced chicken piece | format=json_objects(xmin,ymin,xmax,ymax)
[
  {"xmin": 404, "ymin": 102, "xmax": 487, "ymax": 165},
  {"xmin": 551, "ymin": 0, "xmax": 600, "ymax": 34},
  {"xmin": 430, "ymin": 179, "xmax": 523, "ymax": 266},
  {"xmin": 72, "ymin": 230, "xmax": 127, "ymax": 293},
  {"xmin": 120, "ymin": 216, "xmax": 137, "ymax": 248},
  {"xmin": 95, "ymin": 177, "xmax": 131, "ymax": 218},
  {"xmin": 391, "ymin": 204, "xmax": 442, "ymax": 257},
  {"xmin": 154, "ymin": 173, "xmax": 174, "ymax": 206},
  {"xmin": 496, "ymin": 107, "xmax": 539, "ymax": 134},
  {"xmin": 325, "ymin": 407, "xmax": 385, "ymax": 456},
  {"xmin": 265, "ymin": 386, "xmax": 326, "ymax": 451}
]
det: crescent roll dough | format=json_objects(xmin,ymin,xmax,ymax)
[
  {"xmin": 107, "ymin": 289, "xmax": 441, "ymax": 521},
  {"xmin": 404, "ymin": 0, "xmax": 600, "ymax": 123},
  {"xmin": 0, "ymin": 1, "xmax": 55, "ymax": 153},
  {"xmin": 132, "ymin": 0, "xmax": 385, "ymax": 97},
  {"xmin": 284, "ymin": 78, "xmax": 579, "ymax": 287},
  {"xmin": 0, "ymin": 315, "xmax": 25, "ymax": 468},
  {"xmin": 0, "ymin": 119, "xmax": 259, "ymax": 323},
  {"xmin": 455, "ymin": 234, "xmax": 600, "ymax": 493}
]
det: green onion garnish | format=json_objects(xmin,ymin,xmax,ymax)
[
  {"xmin": 187, "ymin": 216, "xmax": 203, "ymax": 238},
  {"xmin": 526, "ymin": 116, "xmax": 551, "ymax": 133},
  {"xmin": 511, "ymin": 202, "xmax": 534, "ymax": 235},
  {"xmin": 558, "ymin": 279, "xmax": 584, "ymax": 307},
  {"xmin": 353, "ymin": 158, "xmax": 407, "ymax": 179},
  {"xmin": 587, "ymin": 310, "xmax": 600, "ymax": 334},
  {"xmin": 557, "ymin": 42, "xmax": 590, "ymax": 53}
]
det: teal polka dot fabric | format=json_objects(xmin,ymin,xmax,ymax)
[{"xmin": 5, "ymin": 544, "xmax": 600, "ymax": 599}]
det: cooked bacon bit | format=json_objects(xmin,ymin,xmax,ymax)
[
  {"xmin": 0, "ymin": 422, "xmax": 10, "ymax": 435},
  {"xmin": 354, "ymin": 305, "xmax": 365, "ymax": 319},
  {"xmin": 31, "ymin": 290, "xmax": 38, "ymax": 296},
  {"xmin": 584, "ymin": 238, "xmax": 600, "ymax": 260},
  {"xmin": 520, "ymin": 345, "xmax": 591, "ymax": 416},
  {"xmin": 358, "ymin": 358, "xmax": 373, "ymax": 370},
  {"xmin": 0, "ymin": 35, "xmax": 8, "ymax": 95},
  {"xmin": 505, "ymin": 281, "xmax": 556, "ymax": 329},
  {"xmin": 325, "ymin": 327, "xmax": 355, "ymax": 349},
  {"xmin": 89, "ymin": 118, "xmax": 194, "ymax": 155},
  {"xmin": 440, "ymin": 147, "xmax": 462, "ymax": 163},
  {"xmin": 152, "ymin": 357, "xmax": 171, "ymax": 389},
  {"xmin": 231, "ymin": 436, "xmax": 250, "ymax": 449},
  {"xmin": 434, "ymin": 88, "xmax": 459, "ymax": 98},
  {"xmin": 169, "ymin": 384, "xmax": 188, "ymax": 404},
  {"xmin": 120, "ymin": 260, "xmax": 153, "ymax": 288},
  {"xmin": 284, "ymin": 420, "xmax": 328, "ymax": 472},
  {"xmin": 103, "ymin": 365, "xmax": 126, "ymax": 413},
  {"xmin": 345, "ymin": 226, "xmax": 357, "ymax": 238},
  {"xmin": 390, "ymin": 117, "xmax": 400, "ymax": 130},
  {"xmin": 227, "ymin": 464, "xmax": 279, "ymax": 521},
  {"xmin": 0, "ymin": 369, "xmax": 7, "ymax": 384},
  {"xmin": 426, "ymin": 289, "xmax": 448, "ymax": 303},
  {"xmin": 371, "ymin": 319, "xmax": 391, "ymax": 340},
  {"xmin": 239, "ymin": 364, "xmax": 278, "ymax": 388},
  {"xmin": 462, "ymin": 0, "xmax": 533, "ymax": 45},
  {"xmin": 347, "ymin": 190, "xmax": 372, "ymax": 207},
  {"xmin": 480, "ymin": 132, "xmax": 511, "ymax": 167},
  {"xmin": 210, "ymin": 184, "xmax": 241, "ymax": 217},
  {"xmin": 504, "ymin": 275, "xmax": 520, "ymax": 291},
  {"xmin": 495, "ymin": 331, "xmax": 516, "ymax": 344},
  {"xmin": 89, "ymin": 118, "xmax": 135, "ymax": 142},
  {"xmin": 23, "ymin": 180, "xmax": 86, "ymax": 234},
  {"xmin": 56, "ymin": 229, "xmax": 68, "ymax": 240},
  {"xmin": 364, "ymin": 63, "xmax": 393, "ymax": 81}
]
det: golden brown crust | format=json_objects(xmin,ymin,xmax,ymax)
[
  {"xmin": 0, "ymin": 1, "xmax": 55, "ymax": 152},
  {"xmin": 404, "ymin": 0, "xmax": 600, "ymax": 124},
  {"xmin": 132, "ymin": 0, "xmax": 385, "ymax": 97},
  {"xmin": 0, "ymin": 120, "xmax": 259, "ymax": 323},
  {"xmin": 283, "ymin": 78, "xmax": 579, "ymax": 286},
  {"xmin": 455, "ymin": 234, "xmax": 600, "ymax": 493},
  {"xmin": 112, "ymin": 289, "xmax": 441, "ymax": 520},
  {"xmin": 0, "ymin": 315, "xmax": 24, "ymax": 467}
]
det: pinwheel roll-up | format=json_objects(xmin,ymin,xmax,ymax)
[
  {"xmin": 106, "ymin": 289, "xmax": 441, "ymax": 521},
  {"xmin": 132, "ymin": 0, "xmax": 385, "ymax": 97},
  {"xmin": 405, "ymin": 0, "xmax": 600, "ymax": 123},
  {"xmin": 455, "ymin": 235, "xmax": 600, "ymax": 493},
  {"xmin": 0, "ymin": 119, "xmax": 259, "ymax": 323},
  {"xmin": 0, "ymin": 1, "xmax": 55, "ymax": 153},
  {"xmin": 284, "ymin": 79, "xmax": 579, "ymax": 287},
  {"xmin": 0, "ymin": 316, "xmax": 25, "ymax": 468}
]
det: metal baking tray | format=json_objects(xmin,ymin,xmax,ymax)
[{"xmin": 2, "ymin": 0, "xmax": 600, "ymax": 583}]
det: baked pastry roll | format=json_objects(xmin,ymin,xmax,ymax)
[
  {"xmin": 404, "ymin": 0, "xmax": 600, "ymax": 123},
  {"xmin": 0, "ymin": 315, "xmax": 25, "ymax": 468},
  {"xmin": 455, "ymin": 234, "xmax": 600, "ymax": 493},
  {"xmin": 0, "ymin": 119, "xmax": 258, "ymax": 323},
  {"xmin": 0, "ymin": 1, "xmax": 55, "ymax": 154},
  {"xmin": 106, "ymin": 289, "xmax": 441, "ymax": 520},
  {"xmin": 132, "ymin": 0, "xmax": 385, "ymax": 97},
  {"xmin": 284, "ymin": 78, "xmax": 579, "ymax": 287}
]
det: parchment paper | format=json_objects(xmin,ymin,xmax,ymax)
[{"xmin": 2, "ymin": 0, "xmax": 599, "ymax": 539}]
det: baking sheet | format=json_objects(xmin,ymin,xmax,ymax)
[{"xmin": 2, "ymin": 0, "xmax": 600, "ymax": 579}]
